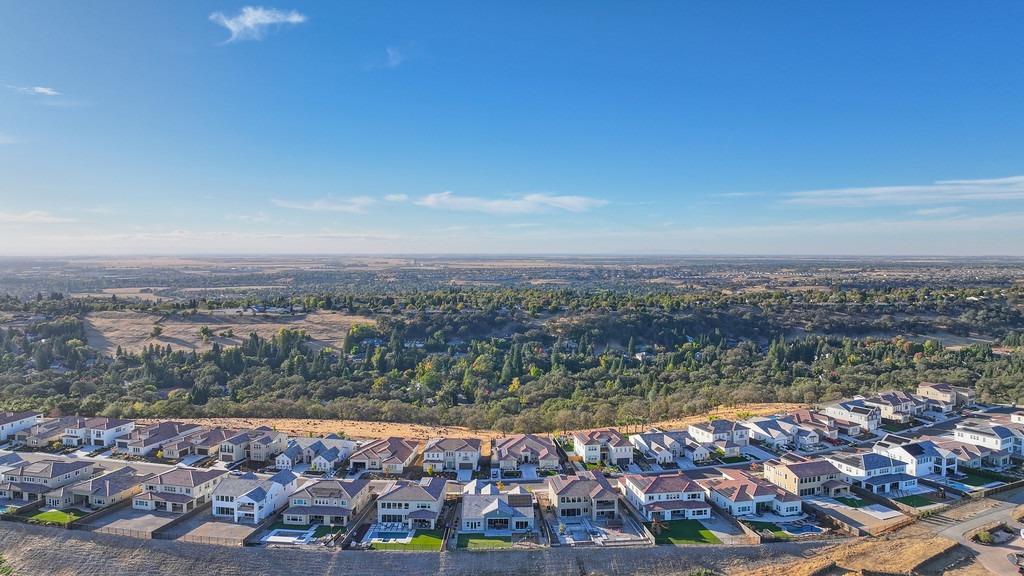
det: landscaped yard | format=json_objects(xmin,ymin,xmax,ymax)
[
  {"xmin": 456, "ymin": 534, "xmax": 512, "ymax": 549},
  {"xmin": 742, "ymin": 520, "xmax": 790, "ymax": 539},
  {"xmin": 895, "ymin": 494, "xmax": 936, "ymax": 508},
  {"xmin": 718, "ymin": 455, "xmax": 748, "ymax": 464},
  {"xmin": 266, "ymin": 521, "xmax": 344, "ymax": 539},
  {"xmin": 29, "ymin": 508, "xmax": 87, "ymax": 524},
  {"xmin": 646, "ymin": 520, "xmax": 722, "ymax": 545},
  {"xmin": 959, "ymin": 471, "xmax": 999, "ymax": 487},
  {"xmin": 834, "ymin": 497, "xmax": 870, "ymax": 508},
  {"xmin": 372, "ymin": 528, "xmax": 445, "ymax": 551}
]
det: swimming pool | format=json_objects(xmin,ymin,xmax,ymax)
[{"xmin": 784, "ymin": 524, "xmax": 823, "ymax": 535}]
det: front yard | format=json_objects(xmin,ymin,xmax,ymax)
[
  {"xmin": 371, "ymin": 528, "xmax": 445, "ymax": 551},
  {"xmin": 646, "ymin": 520, "xmax": 722, "ymax": 545},
  {"xmin": 456, "ymin": 534, "xmax": 512, "ymax": 549}
]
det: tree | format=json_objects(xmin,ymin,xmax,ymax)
[{"xmin": 150, "ymin": 325, "xmax": 163, "ymax": 338}]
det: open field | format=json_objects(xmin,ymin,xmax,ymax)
[
  {"xmin": 649, "ymin": 403, "xmax": 807, "ymax": 431},
  {"xmin": 83, "ymin": 309, "xmax": 375, "ymax": 355},
  {"xmin": 136, "ymin": 417, "xmax": 503, "ymax": 444},
  {"xmin": 71, "ymin": 287, "xmax": 171, "ymax": 302}
]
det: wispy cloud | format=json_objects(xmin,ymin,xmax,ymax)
[
  {"xmin": 209, "ymin": 6, "xmax": 307, "ymax": 43},
  {"xmin": 383, "ymin": 194, "xmax": 409, "ymax": 202},
  {"xmin": 415, "ymin": 191, "xmax": 608, "ymax": 214},
  {"xmin": 7, "ymin": 85, "xmax": 60, "ymax": 97},
  {"xmin": 0, "ymin": 210, "xmax": 74, "ymax": 224},
  {"xmin": 785, "ymin": 175, "xmax": 1024, "ymax": 208},
  {"xmin": 0, "ymin": 133, "xmax": 14, "ymax": 145},
  {"xmin": 271, "ymin": 196, "xmax": 375, "ymax": 213},
  {"xmin": 911, "ymin": 206, "xmax": 963, "ymax": 217},
  {"xmin": 226, "ymin": 212, "xmax": 270, "ymax": 222}
]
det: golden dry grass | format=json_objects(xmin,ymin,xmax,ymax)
[
  {"xmin": 84, "ymin": 309, "xmax": 375, "ymax": 355},
  {"xmin": 650, "ymin": 403, "xmax": 807, "ymax": 430}
]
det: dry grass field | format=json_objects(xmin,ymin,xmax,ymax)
[
  {"xmin": 651, "ymin": 402, "xmax": 806, "ymax": 430},
  {"xmin": 84, "ymin": 309, "xmax": 375, "ymax": 355}
]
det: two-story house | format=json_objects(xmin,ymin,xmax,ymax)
[
  {"xmin": 571, "ymin": 428, "xmax": 634, "ymax": 467},
  {"xmin": 275, "ymin": 434, "xmax": 357, "ymax": 472},
  {"xmin": 687, "ymin": 420, "xmax": 749, "ymax": 456},
  {"xmin": 544, "ymin": 471, "xmax": 620, "ymax": 521},
  {"xmin": 460, "ymin": 482, "xmax": 535, "ymax": 534},
  {"xmin": 45, "ymin": 466, "xmax": 149, "ymax": 510},
  {"xmin": 872, "ymin": 434, "xmax": 957, "ymax": 477},
  {"xmin": 114, "ymin": 421, "xmax": 205, "ymax": 457},
  {"xmin": 0, "ymin": 459, "xmax": 93, "ymax": 503},
  {"xmin": 742, "ymin": 416, "xmax": 820, "ymax": 450},
  {"xmin": 0, "ymin": 411, "xmax": 42, "ymax": 442},
  {"xmin": 821, "ymin": 400, "xmax": 881, "ymax": 433},
  {"xmin": 212, "ymin": 470, "xmax": 297, "ymax": 524},
  {"xmin": 953, "ymin": 419, "xmax": 1023, "ymax": 456},
  {"xmin": 762, "ymin": 456, "xmax": 850, "ymax": 498},
  {"xmin": 824, "ymin": 452, "xmax": 917, "ymax": 494},
  {"xmin": 492, "ymin": 434, "xmax": 560, "ymax": 473},
  {"xmin": 376, "ymin": 477, "xmax": 447, "ymax": 529},
  {"xmin": 862, "ymin": 392, "xmax": 924, "ymax": 424},
  {"xmin": 699, "ymin": 468, "xmax": 802, "ymax": 517},
  {"xmin": 422, "ymin": 437, "xmax": 482, "ymax": 474},
  {"xmin": 282, "ymin": 478, "xmax": 373, "ymax": 528},
  {"xmin": 349, "ymin": 437, "xmax": 420, "ymax": 474},
  {"xmin": 219, "ymin": 427, "xmax": 289, "ymax": 465},
  {"xmin": 159, "ymin": 427, "xmax": 239, "ymax": 461},
  {"xmin": 14, "ymin": 416, "xmax": 80, "ymax": 449},
  {"xmin": 132, "ymin": 468, "xmax": 228, "ymax": 514},
  {"xmin": 917, "ymin": 382, "xmax": 975, "ymax": 410},
  {"xmin": 62, "ymin": 417, "xmax": 135, "ymax": 448},
  {"xmin": 619, "ymin": 472, "xmax": 711, "ymax": 521},
  {"xmin": 630, "ymin": 430, "xmax": 711, "ymax": 465}
]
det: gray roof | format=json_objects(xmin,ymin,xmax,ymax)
[
  {"xmin": 424, "ymin": 437, "xmax": 482, "ymax": 453},
  {"xmin": 862, "ymin": 472, "xmax": 917, "ymax": 486},
  {"xmin": 214, "ymin": 470, "xmax": 295, "ymax": 501},
  {"xmin": 378, "ymin": 477, "xmax": 446, "ymax": 502},
  {"xmin": 149, "ymin": 467, "xmax": 227, "ymax": 488},
  {"xmin": 55, "ymin": 466, "xmax": 147, "ymax": 498},
  {"xmin": 461, "ymin": 493, "xmax": 533, "ymax": 521},
  {"xmin": 829, "ymin": 452, "xmax": 901, "ymax": 472},
  {"xmin": 292, "ymin": 479, "xmax": 369, "ymax": 501},
  {"xmin": 4, "ymin": 459, "xmax": 91, "ymax": 480},
  {"xmin": 0, "ymin": 411, "xmax": 39, "ymax": 426}
]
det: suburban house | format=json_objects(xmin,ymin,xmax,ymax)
[
  {"xmin": 212, "ymin": 470, "xmax": 298, "ymax": 524},
  {"xmin": 571, "ymin": 428, "xmax": 634, "ymax": 467},
  {"xmin": 787, "ymin": 410, "xmax": 841, "ymax": 440},
  {"xmin": 862, "ymin": 392, "xmax": 924, "ymax": 423},
  {"xmin": 928, "ymin": 437, "xmax": 1012, "ymax": 469},
  {"xmin": 422, "ymin": 437, "xmax": 482, "ymax": 474},
  {"xmin": 872, "ymin": 434, "xmax": 958, "ymax": 477},
  {"xmin": 825, "ymin": 452, "xmax": 917, "ymax": 494},
  {"xmin": 630, "ymin": 430, "xmax": 711, "ymax": 464},
  {"xmin": 619, "ymin": 472, "xmax": 711, "ymax": 521},
  {"xmin": 0, "ymin": 459, "xmax": 93, "ymax": 503},
  {"xmin": 742, "ymin": 416, "xmax": 820, "ymax": 450},
  {"xmin": 45, "ymin": 466, "xmax": 149, "ymax": 510},
  {"xmin": 700, "ymin": 469, "xmax": 802, "ymax": 517},
  {"xmin": 687, "ymin": 420, "xmax": 749, "ymax": 456},
  {"xmin": 132, "ymin": 468, "xmax": 228, "ymax": 514},
  {"xmin": 543, "ymin": 471, "xmax": 620, "ymax": 521},
  {"xmin": 492, "ymin": 434, "xmax": 560, "ymax": 472},
  {"xmin": 14, "ymin": 416, "xmax": 80, "ymax": 448},
  {"xmin": 219, "ymin": 427, "xmax": 289, "ymax": 465},
  {"xmin": 349, "ymin": 437, "xmax": 420, "ymax": 474},
  {"xmin": 376, "ymin": 477, "xmax": 447, "ymax": 529},
  {"xmin": 953, "ymin": 419, "xmax": 1023, "ymax": 456},
  {"xmin": 114, "ymin": 421, "xmax": 205, "ymax": 457},
  {"xmin": 762, "ymin": 457, "xmax": 851, "ymax": 498},
  {"xmin": 821, "ymin": 399, "xmax": 881, "ymax": 433},
  {"xmin": 917, "ymin": 382, "xmax": 976, "ymax": 409},
  {"xmin": 159, "ymin": 427, "xmax": 239, "ymax": 461},
  {"xmin": 282, "ymin": 478, "xmax": 373, "ymax": 528},
  {"xmin": 62, "ymin": 417, "xmax": 135, "ymax": 448},
  {"xmin": 0, "ymin": 411, "xmax": 42, "ymax": 442},
  {"xmin": 460, "ymin": 482, "xmax": 535, "ymax": 533},
  {"xmin": 275, "ymin": 435, "xmax": 357, "ymax": 472}
]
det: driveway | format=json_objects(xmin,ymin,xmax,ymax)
[{"xmin": 924, "ymin": 488, "xmax": 1024, "ymax": 576}]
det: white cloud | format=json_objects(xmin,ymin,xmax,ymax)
[
  {"xmin": 383, "ymin": 194, "xmax": 409, "ymax": 202},
  {"xmin": 226, "ymin": 212, "xmax": 270, "ymax": 222},
  {"xmin": 415, "ymin": 191, "xmax": 608, "ymax": 214},
  {"xmin": 384, "ymin": 46, "xmax": 406, "ymax": 68},
  {"xmin": 0, "ymin": 211, "xmax": 74, "ymax": 224},
  {"xmin": 0, "ymin": 133, "xmax": 14, "ymax": 145},
  {"xmin": 785, "ymin": 175, "xmax": 1024, "ymax": 208},
  {"xmin": 8, "ymin": 85, "xmax": 60, "ymax": 97},
  {"xmin": 911, "ymin": 206, "xmax": 963, "ymax": 217},
  {"xmin": 209, "ymin": 6, "xmax": 307, "ymax": 43},
  {"xmin": 271, "ymin": 196, "xmax": 375, "ymax": 213}
]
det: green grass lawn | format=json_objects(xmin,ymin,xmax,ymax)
[
  {"xmin": 456, "ymin": 534, "xmax": 512, "ymax": 549},
  {"xmin": 895, "ymin": 494, "xmax": 936, "ymax": 508},
  {"xmin": 29, "ymin": 508, "xmax": 87, "ymax": 524},
  {"xmin": 718, "ymin": 455, "xmax": 748, "ymax": 464},
  {"xmin": 834, "ymin": 496, "xmax": 870, "ymax": 508},
  {"xmin": 647, "ymin": 520, "xmax": 722, "ymax": 545},
  {"xmin": 371, "ymin": 528, "xmax": 445, "ymax": 551},
  {"xmin": 267, "ymin": 521, "xmax": 345, "ymax": 539},
  {"xmin": 742, "ymin": 520, "xmax": 790, "ymax": 539},
  {"xmin": 958, "ymin": 471, "xmax": 1002, "ymax": 487}
]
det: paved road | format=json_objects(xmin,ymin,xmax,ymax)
[{"xmin": 922, "ymin": 488, "xmax": 1024, "ymax": 576}]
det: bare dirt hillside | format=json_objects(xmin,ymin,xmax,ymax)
[{"xmin": 84, "ymin": 310, "xmax": 375, "ymax": 355}]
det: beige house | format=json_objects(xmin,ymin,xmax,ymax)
[
  {"xmin": 132, "ymin": 468, "xmax": 227, "ymax": 514},
  {"xmin": 571, "ymin": 428, "xmax": 634, "ymax": 467},
  {"xmin": 219, "ymin": 427, "xmax": 289, "ymax": 464},
  {"xmin": 14, "ymin": 416, "xmax": 80, "ymax": 448},
  {"xmin": 349, "ymin": 437, "xmax": 420, "ymax": 474},
  {"xmin": 544, "ymin": 471, "xmax": 620, "ymax": 521},
  {"xmin": 114, "ymin": 421, "xmax": 205, "ymax": 457},
  {"xmin": 917, "ymin": 382, "xmax": 976, "ymax": 409},
  {"xmin": 46, "ymin": 466, "xmax": 149, "ymax": 510},
  {"xmin": 0, "ymin": 459, "xmax": 93, "ymax": 503},
  {"xmin": 160, "ymin": 427, "xmax": 240, "ymax": 460},
  {"xmin": 492, "ymin": 434, "xmax": 560, "ymax": 471},
  {"xmin": 763, "ymin": 457, "xmax": 850, "ymax": 498},
  {"xmin": 377, "ymin": 477, "xmax": 447, "ymax": 529},
  {"xmin": 283, "ymin": 479, "xmax": 373, "ymax": 527}
]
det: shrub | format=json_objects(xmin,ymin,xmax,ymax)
[{"xmin": 975, "ymin": 530, "xmax": 994, "ymax": 545}]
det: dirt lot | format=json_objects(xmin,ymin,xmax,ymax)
[
  {"xmin": 160, "ymin": 511, "xmax": 260, "ymax": 545},
  {"xmin": 650, "ymin": 403, "xmax": 806, "ymax": 430},
  {"xmin": 84, "ymin": 309, "xmax": 375, "ymax": 355},
  {"xmin": 83, "ymin": 506, "xmax": 179, "ymax": 538}
]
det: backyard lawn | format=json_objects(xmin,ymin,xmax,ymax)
[
  {"xmin": 895, "ymin": 494, "xmax": 936, "ymax": 508},
  {"xmin": 29, "ymin": 508, "xmax": 87, "ymax": 524},
  {"xmin": 834, "ymin": 497, "xmax": 870, "ymax": 508},
  {"xmin": 456, "ymin": 534, "xmax": 512, "ymax": 549},
  {"xmin": 372, "ymin": 529, "xmax": 445, "ymax": 551},
  {"xmin": 718, "ymin": 455, "xmax": 748, "ymax": 464},
  {"xmin": 958, "ymin": 472, "xmax": 999, "ymax": 487},
  {"xmin": 647, "ymin": 520, "xmax": 722, "ymax": 545},
  {"xmin": 266, "ymin": 521, "xmax": 344, "ymax": 539},
  {"xmin": 742, "ymin": 520, "xmax": 790, "ymax": 539}
]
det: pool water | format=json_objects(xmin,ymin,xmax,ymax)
[
  {"xmin": 784, "ymin": 524, "xmax": 823, "ymax": 535},
  {"xmin": 376, "ymin": 532, "xmax": 409, "ymax": 539}
]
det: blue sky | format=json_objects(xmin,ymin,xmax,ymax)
[{"xmin": 2, "ymin": 1, "xmax": 1024, "ymax": 255}]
